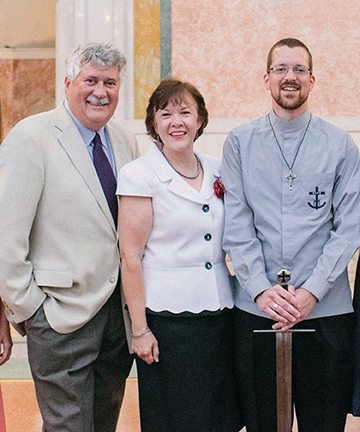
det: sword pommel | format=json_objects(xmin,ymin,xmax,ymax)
[{"xmin": 277, "ymin": 269, "xmax": 291, "ymax": 290}]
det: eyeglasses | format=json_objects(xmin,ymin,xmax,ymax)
[{"xmin": 268, "ymin": 65, "xmax": 311, "ymax": 76}]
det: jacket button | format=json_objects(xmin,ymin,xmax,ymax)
[
  {"xmin": 202, "ymin": 204, "xmax": 210, "ymax": 213},
  {"xmin": 109, "ymin": 277, "xmax": 116, "ymax": 283},
  {"xmin": 204, "ymin": 233, "xmax": 212, "ymax": 241},
  {"xmin": 204, "ymin": 262, "xmax": 212, "ymax": 270}
]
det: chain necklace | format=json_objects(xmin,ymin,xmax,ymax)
[
  {"xmin": 268, "ymin": 113, "xmax": 312, "ymax": 190},
  {"xmin": 162, "ymin": 152, "xmax": 201, "ymax": 179}
]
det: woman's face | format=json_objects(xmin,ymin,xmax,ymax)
[{"xmin": 154, "ymin": 97, "xmax": 201, "ymax": 154}]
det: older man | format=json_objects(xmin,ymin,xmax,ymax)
[
  {"xmin": 0, "ymin": 43, "xmax": 139, "ymax": 432},
  {"xmin": 221, "ymin": 38, "xmax": 360, "ymax": 432}
]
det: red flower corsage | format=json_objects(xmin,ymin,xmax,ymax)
[{"xmin": 213, "ymin": 179, "xmax": 225, "ymax": 199}]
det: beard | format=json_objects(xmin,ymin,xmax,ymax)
[{"xmin": 270, "ymin": 82, "xmax": 309, "ymax": 111}]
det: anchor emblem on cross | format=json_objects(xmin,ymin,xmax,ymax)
[{"xmin": 308, "ymin": 186, "xmax": 326, "ymax": 210}]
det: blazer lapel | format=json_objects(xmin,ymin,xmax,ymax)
[
  {"xmin": 106, "ymin": 123, "xmax": 132, "ymax": 172},
  {"xmin": 53, "ymin": 105, "xmax": 116, "ymax": 231},
  {"xmin": 197, "ymin": 152, "xmax": 220, "ymax": 200}
]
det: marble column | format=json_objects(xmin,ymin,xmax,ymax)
[{"xmin": 56, "ymin": 0, "xmax": 134, "ymax": 120}]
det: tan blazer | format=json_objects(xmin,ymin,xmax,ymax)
[{"xmin": 0, "ymin": 104, "xmax": 139, "ymax": 336}]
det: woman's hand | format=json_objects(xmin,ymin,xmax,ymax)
[{"xmin": 132, "ymin": 331, "xmax": 159, "ymax": 365}]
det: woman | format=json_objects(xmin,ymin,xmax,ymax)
[{"xmin": 117, "ymin": 78, "xmax": 242, "ymax": 431}]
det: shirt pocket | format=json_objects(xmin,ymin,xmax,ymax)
[
  {"xmin": 34, "ymin": 270, "xmax": 74, "ymax": 288},
  {"xmin": 298, "ymin": 173, "xmax": 334, "ymax": 216}
]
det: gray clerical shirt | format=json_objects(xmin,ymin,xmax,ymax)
[{"xmin": 221, "ymin": 109, "xmax": 360, "ymax": 320}]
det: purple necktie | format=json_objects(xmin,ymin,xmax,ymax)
[{"xmin": 92, "ymin": 132, "xmax": 118, "ymax": 224}]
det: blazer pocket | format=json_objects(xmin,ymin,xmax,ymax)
[{"xmin": 34, "ymin": 270, "xmax": 74, "ymax": 288}]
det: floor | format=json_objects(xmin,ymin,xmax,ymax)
[
  {"xmin": 0, "ymin": 254, "xmax": 359, "ymax": 431},
  {"xmin": 0, "ymin": 335, "xmax": 142, "ymax": 432},
  {"xmin": 0, "ymin": 378, "xmax": 360, "ymax": 431},
  {"xmin": 0, "ymin": 379, "xmax": 141, "ymax": 432}
]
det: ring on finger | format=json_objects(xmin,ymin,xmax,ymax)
[{"xmin": 273, "ymin": 303, "xmax": 278, "ymax": 310}]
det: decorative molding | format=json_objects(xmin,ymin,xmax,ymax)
[
  {"xmin": 0, "ymin": 48, "xmax": 56, "ymax": 59},
  {"xmin": 125, "ymin": 117, "xmax": 360, "ymax": 135},
  {"xmin": 124, "ymin": 117, "xmax": 360, "ymax": 158}
]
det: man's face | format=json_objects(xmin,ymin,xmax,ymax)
[
  {"xmin": 65, "ymin": 63, "xmax": 120, "ymax": 131},
  {"xmin": 264, "ymin": 46, "xmax": 315, "ymax": 118}
]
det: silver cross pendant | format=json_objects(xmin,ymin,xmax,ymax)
[{"xmin": 285, "ymin": 170, "xmax": 296, "ymax": 190}]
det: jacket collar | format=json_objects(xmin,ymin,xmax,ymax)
[{"xmin": 52, "ymin": 104, "xmax": 116, "ymax": 232}]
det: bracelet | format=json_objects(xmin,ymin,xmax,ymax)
[{"xmin": 132, "ymin": 325, "xmax": 151, "ymax": 338}]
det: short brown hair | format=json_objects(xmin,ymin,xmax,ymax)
[
  {"xmin": 267, "ymin": 38, "xmax": 313, "ymax": 73},
  {"xmin": 145, "ymin": 78, "xmax": 209, "ymax": 142}
]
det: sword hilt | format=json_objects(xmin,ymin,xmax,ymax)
[{"xmin": 277, "ymin": 269, "xmax": 291, "ymax": 291}]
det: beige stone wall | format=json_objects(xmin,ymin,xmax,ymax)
[{"xmin": 172, "ymin": 0, "xmax": 360, "ymax": 119}]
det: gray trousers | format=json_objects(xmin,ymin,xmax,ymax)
[{"xmin": 25, "ymin": 286, "xmax": 133, "ymax": 432}]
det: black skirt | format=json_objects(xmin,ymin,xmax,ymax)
[{"xmin": 136, "ymin": 308, "xmax": 243, "ymax": 432}]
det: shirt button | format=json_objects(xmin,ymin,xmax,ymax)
[
  {"xmin": 202, "ymin": 204, "xmax": 210, "ymax": 213},
  {"xmin": 204, "ymin": 262, "xmax": 212, "ymax": 270},
  {"xmin": 109, "ymin": 277, "xmax": 116, "ymax": 283},
  {"xmin": 204, "ymin": 233, "xmax": 212, "ymax": 241}
]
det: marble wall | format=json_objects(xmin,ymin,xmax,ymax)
[
  {"xmin": 0, "ymin": 59, "xmax": 13, "ymax": 142},
  {"xmin": 0, "ymin": 54, "xmax": 55, "ymax": 140},
  {"xmin": 12, "ymin": 59, "xmax": 55, "ymax": 126},
  {"xmin": 172, "ymin": 0, "xmax": 360, "ymax": 119},
  {"xmin": 1, "ymin": 0, "xmax": 360, "ymax": 138},
  {"xmin": 134, "ymin": 0, "xmax": 161, "ymax": 119}
]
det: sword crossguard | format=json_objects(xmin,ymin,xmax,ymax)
[{"xmin": 277, "ymin": 269, "xmax": 291, "ymax": 291}]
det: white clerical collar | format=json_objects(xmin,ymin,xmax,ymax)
[{"xmin": 269, "ymin": 109, "xmax": 311, "ymax": 133}]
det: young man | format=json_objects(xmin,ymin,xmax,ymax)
[{"xmin": 221, "ymin": 38, "xmax": 360, "ymax": 432}]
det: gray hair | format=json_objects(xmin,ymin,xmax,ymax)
[{"xmin": 65, "ymin": 42, "xmax": 127, "ymax": 82}]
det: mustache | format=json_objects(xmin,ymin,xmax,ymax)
[
  {"xmin": 87, "ymin": 95, "xmax": 109, "ymax": 105},
  {"xmin": 281, "ymin": 81, "xmax": 300, "ymax": 89}
]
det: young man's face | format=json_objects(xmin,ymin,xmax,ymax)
[{"xmin": 264, "ymin": 45, "xmax": 315, "ymax": 118}]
